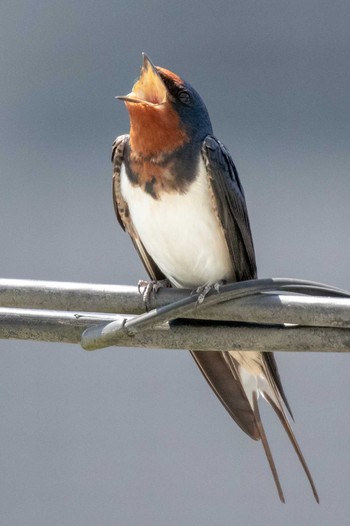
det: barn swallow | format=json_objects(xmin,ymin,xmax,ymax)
[{"xmin": 112, "ymin": 53, "xmax": 319, "ymax": 503}]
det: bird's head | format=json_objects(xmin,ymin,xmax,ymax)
[{"xmin": 117, "ymin": 53, "xmax": 213, "ymax": 156}]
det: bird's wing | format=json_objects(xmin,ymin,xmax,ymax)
[
  {"xmin": 201, "ymin": 135, "xmax": 257, "ymax": 281},
  {"xmin": 195, "ymin": 136, "xmax": 319, "ymax": 502},
  {"xmin": 112, "ymin": 135, "xmax": 166, "ymax": 281}
]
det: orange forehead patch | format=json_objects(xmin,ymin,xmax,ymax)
[{"xmin": 156, "ymin": 67, "xmax": 183, "ymax": 86}]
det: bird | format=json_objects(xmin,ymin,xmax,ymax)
[{"xmin": 112, "ymin": 53, "xmax": 319, "ymax": 503}]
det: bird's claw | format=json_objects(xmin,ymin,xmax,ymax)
[
  {"xmin": 137, "ymin": 278, "xmax": 171, "ymax": 311},
  {"xmin": 194, "ymin": 280, "xmax": 226, "ymax": 304}
]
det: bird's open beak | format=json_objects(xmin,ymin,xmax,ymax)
[{"xmin": 116, "ymin": 53, "xmax": 167, "ymax": 106}]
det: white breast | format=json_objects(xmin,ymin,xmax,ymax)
[{"xmin": 120, "ymin": 158, "xmax": 233, "ymax": 288}]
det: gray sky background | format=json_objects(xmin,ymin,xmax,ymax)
[{"xmin": 1, "ymin": 1, "xmax": 350, "ymax": 524}]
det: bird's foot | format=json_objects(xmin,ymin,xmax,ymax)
[
  {"xmin": 138, "ymin": 278, "xmax": 171, "ymax": 311},
  {"xmin": 194, "ymin": 280, "xmax": 227, "ymax": 304}
]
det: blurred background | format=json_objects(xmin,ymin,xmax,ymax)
[{"xmin": 0, "ymin": 0, "xmax": 349, "ymax": 524}]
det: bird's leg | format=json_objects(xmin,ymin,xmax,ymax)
[
  {"xmin": 138, "ymin": 278, "xmax": 172, "ymax": 311},
  {"xmin": 195, "ymin": 279, "xmax": 227, "ymax": 304}
]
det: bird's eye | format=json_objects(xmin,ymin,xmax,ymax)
[{"xmin": 178, "ymin": 89, "xmax": 191, "ymax": 105}]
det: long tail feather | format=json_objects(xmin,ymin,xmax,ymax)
[
  {"xmin": 191, "ymin": 349, "xmax": 319, "ymax": 502},
  {"xmin": 252, "ymin": 392, "xmax": 285, "ymax": 503},
  {"xmin": 264, "ymin": 393, "xmax": 320, "ymax": 503}
]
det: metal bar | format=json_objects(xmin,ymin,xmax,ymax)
[
  {"xmin": 1, "ymin": 307, "xmax": 350, "ymax": 353},
  {"xmin": 0, "ymin": 308, "xmax": 122, "ymax": 343},
  {"xmin": 81, "ymin": 321, "xmax": 350, "ymax": 353},
  {"xmin": 110, "ymin": 283, "xmax": 350, "ymax": 335},
  {"xmin": 80, "ymin": 279, "xmax": 350, "ymax": 350},
  {"xmin": 1, "ymin": 278, "xmax": 350, "ymax": 329},
  {"xmin": 0, "ymin": 278, "xmax": 145, "ymax": 313},
  {"xmin": 1, "ymin": 278, "xmax": 350, "ymax": 353},
  {"xmin": 80, "ymin": 292, "xmax": 350, "ymax": 350},
  {"xmin": 1, "ymin": 277, "xmax": 349, "ymax": 315}
]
